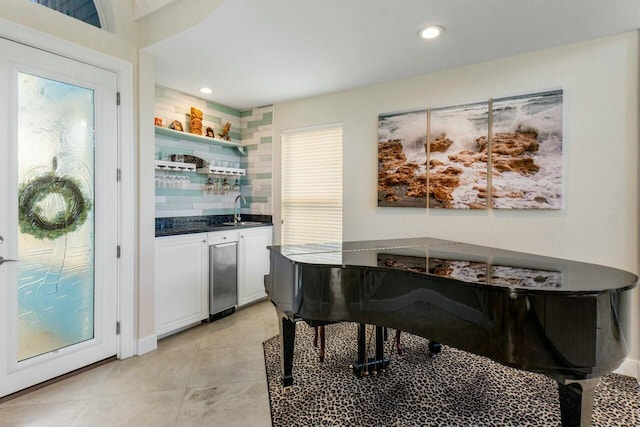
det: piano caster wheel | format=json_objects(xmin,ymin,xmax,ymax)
[{"xmin": 428, "ymin": 341, "xmax": 442, "ymax": 357}]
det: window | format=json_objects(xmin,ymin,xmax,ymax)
[
  {"xmin": 281, "ymin": 125, "xmax": 343, "ymax": 245},
  {"xmin": 30, "ymin": 0, "xmax": 102, "ymax": 28}
]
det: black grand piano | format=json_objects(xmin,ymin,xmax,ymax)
[{"xmin": 264, "ymin": 237, "xmax": 638, "ymax": 427}]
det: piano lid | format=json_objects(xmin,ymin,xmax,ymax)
[{"xmin": 268, "ymin": 237, "xmax": 638, "ymax": 294}]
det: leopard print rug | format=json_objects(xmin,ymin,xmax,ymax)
[{"xmin": 263, "ymin": 322, "xmax": 640, "ymax": 427}]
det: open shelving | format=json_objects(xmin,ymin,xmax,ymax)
[
  {"xmin": 154, "ymin": 160, "xmax": 196, "ymax": 171},
  {"xmin": 154, "ymin": 160, "xmax": 246, "ymax": 177},
  {"xmin": 155, "ymin": 126, "xmax": 246, "ymax": 154}
]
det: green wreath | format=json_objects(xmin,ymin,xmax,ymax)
[{"xmin": 18, "ymin": 172, "xmax": 91, "ymax": 240}]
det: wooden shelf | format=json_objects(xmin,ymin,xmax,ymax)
[{"xmin": 155, "ymin": 126, "xmax": 245, "ymax": 154}]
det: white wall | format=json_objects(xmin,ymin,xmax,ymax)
[
  {"xmin": 135, "ymin": 0, "xmax": 226, "ymax": 351},
  {"xmin": 0, "ymin": 0, "xmax": 136, "ymax": 63},
  {"xmin": 135, "ymin": 0, "xmax": 176, "ymax": 20},
  {"xmin": 136, "ymin": 0, "xmax": 223, "ymax": 48},
  {"xmin": 272, "ymin": 32, "xmax": 640, "ymax": 363},
  {"xmin": 137, "ymin": 51, "xmax": 157, "ymax": 352}
]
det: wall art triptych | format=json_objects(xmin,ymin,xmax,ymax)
[{"xmin": 377, "ymin": 90, "xmax": 563, "ymax": 209}]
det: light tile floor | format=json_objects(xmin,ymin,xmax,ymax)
[{"xmin": 0, "ymin": 300, "xmax": 279, "ymax": 427}]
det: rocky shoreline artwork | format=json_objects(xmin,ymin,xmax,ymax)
[
  {"xmin": 429, "ymin": 102, "xmax": 489, "ymax": 209},
  {"xmin": 377, "ymin": 89, "xmax": 563, "ymax": 210},
  {"xmin": 491, "ymin": 90, "xmax": 563, "ymax": 209},
  {"xmin": 377, "ymin": 109, "xmax": 427, "ymax": 207}
]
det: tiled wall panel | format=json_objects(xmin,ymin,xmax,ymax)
[
  {"xmin": 239, "ymin": 106, "xmax": 273, "ymax": 215},
  {"xmin": 154, "ymin": 85, "xmax": 273, "ymax": 217}
]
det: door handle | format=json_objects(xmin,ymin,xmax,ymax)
[{"xmin": 0, "ymin": 257, "xmax": 18, "ymax": 266}]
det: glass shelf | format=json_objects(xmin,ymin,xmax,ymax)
[
  {"xmin": 154, "ymin": 160, "xmax": 196, "ymax": 171},
  {"xmin": 155, "ymin": 160, "xmax": 246, "ymax": 176},
  {"xmin": 197, "ymin": 166, "xmax": 246, "ymax": 176},
  {"xmin": 155, "ymin": 126, "xmax": 245, "ymax": 154}
]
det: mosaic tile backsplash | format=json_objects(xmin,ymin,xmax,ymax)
[{"xmin": 155, "ymin": 86, "xmax": 273, "ymax": 217}]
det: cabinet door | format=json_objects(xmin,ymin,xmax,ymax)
[
  {"xmin": 237, "ymin": 227, "xmax": 273, "ymax": 306},
  {"xmin": 155, "ymin": 234, "xmax": 208, "ymax": 337}
]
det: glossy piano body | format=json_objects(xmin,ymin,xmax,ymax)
[{"xmin": 264, "ymin": 237, "xmax": 638, "ymax": 427}]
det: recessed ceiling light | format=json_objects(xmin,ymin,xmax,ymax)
[
  {"xmin": 418, "ymin": 25, "xmax": 445, "ymax": 40},
  {"xmin": 199, "ymin": 87, "xmax": 213, "ymax": 94}
]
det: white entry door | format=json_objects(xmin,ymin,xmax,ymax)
[{"xmin": 0, "ymin": 38, "xmax": 118, "ymax": 398}]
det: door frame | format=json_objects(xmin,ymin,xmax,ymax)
[{"xmin": 0, "ymin": 19, "xmax": 136, "ymax": 360}]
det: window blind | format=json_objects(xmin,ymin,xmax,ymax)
[{"xmin": 281, "ymin": 125, "xmax": 343, "ymax": 245}]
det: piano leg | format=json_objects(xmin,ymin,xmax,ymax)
[
  {"xmin": 313, "ymin": 326, "xmax": 318, "ymax": 348},
  {"xmin": 557, "ymin": 377, "xmax": 600, "ymax": 427},
  {"xmin": 357, "ymin": 323, "xmax": 366, "ymax": 371},
  {"xmin": 278, "ymin": 312, "xmax": 296, "ymax": 390}
]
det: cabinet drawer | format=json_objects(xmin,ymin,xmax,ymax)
[{"xmin": 207, "ymin": 230, "xmax": 238, "ymax": 245}]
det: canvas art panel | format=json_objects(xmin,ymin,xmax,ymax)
[
  {"xmin": 377, "ymin": 109, "xmax": 427, "ymax": 207},
  {"xmin": 490, "ymin": 90, "xmax": 563, "ymax": 209},
  {"xmin": 429, "ymin": 102, "xmax": 489, "ymax": 209},
  {"xmin": 376, "ymin": 89, "xmax": 562, "ymax": 210}
]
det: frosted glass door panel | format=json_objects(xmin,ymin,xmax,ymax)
[
  {"xmin": 17, "ymin": 73, "xmax": 95, "ymax": 361},
  {"xmin": 1, "ymin": 36, "xmax": 117, "ymax": 399}
]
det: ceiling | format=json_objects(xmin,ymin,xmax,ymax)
[{"xmin": 144, "ymin": 0, "xmax": 640, "ymax": 110}]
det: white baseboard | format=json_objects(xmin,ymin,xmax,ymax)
[
  {"xmin": 613, "ymin": 358, "xmax": 639, "ymax": 382},
  {"xmin": 137, "ymin": 334, "xmax": 158, "ymax": 356}
]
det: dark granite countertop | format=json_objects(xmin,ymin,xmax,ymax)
[{"xmin": 155, "ymin": 214, "xmax": 273, "ymax": 237}]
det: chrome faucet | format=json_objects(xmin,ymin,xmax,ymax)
[{"xmin": 234, "ymin": 195, "xmax": 246, "ymax": 224}]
